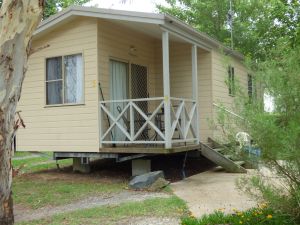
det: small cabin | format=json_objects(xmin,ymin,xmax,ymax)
[{"xmin": 17, "ymin": 6, "xmax": 251, "ymax": 173}]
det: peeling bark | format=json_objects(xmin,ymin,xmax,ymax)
[{"xmin": 0, "ymin": 0, "xmax": 43, "ymax": 224}]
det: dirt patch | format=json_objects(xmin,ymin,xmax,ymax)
[
  {"xmin": 20, "ymin": 159, "xmax": 130, "ymax": 184},
  {"xmin": 18, "ymin": 154, "xmax": 215, "ymax": 183},
  {"xmin": 90, "ymin": 153, "xmax": 216, "ymax": 182},
  {"xmin": 151, "ymin": 154, "xmax": 216, "ymax": 182}
]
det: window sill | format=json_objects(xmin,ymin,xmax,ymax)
[{"xmin": 44, "ymin": 103, "xmax": 85, "ymax": 108}]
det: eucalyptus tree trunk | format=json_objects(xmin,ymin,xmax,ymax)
[{"xmin": 0, "ymin": 0, "xmax": 43, "ymax": 224}]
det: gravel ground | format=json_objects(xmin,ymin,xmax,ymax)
[{"xmin": 15, "ymin": 191, "xmax": 171, "ymax": 223}]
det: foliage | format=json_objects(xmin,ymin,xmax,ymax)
[
  {"xmin": 158, "ymin": 0, "xmax": 300, "ymax": 61},
  {"xmin": 214, "ymin": 42, "xmax": 300, "ymax": 222},
  {"xmin": 43, "ymin": 0, "xmax": 90, "ymax": 19},
  {"xmin": 0, "ymin": 0, "xmax": 89, "ymax": 18},
  {"xmin": 181, "ymin": 207, "xmax": 297, "ymax": 225},
  {"xmin": 17, "ymin": 196, "xmax": 188, "ymax": 225}
]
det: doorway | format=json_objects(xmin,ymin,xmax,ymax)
[
  {"xmin": 109, "ymin": 59, "xmax": 129, "ymax": 141},
  {"xmin": 109, "ymin": 60, "xmax": 148, "ymax": 141}
]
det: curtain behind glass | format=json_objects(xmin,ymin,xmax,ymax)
[
  {"xmin": 46, "ymin": 57, "xmax": 62, "ymax": 105},
  {"xmin": 64, "ymin": 54, "xmax": 83, "ymax": 104},
  {"xmin": 110, "ymin": 60, "xmax": 129, "ymax": 142}
]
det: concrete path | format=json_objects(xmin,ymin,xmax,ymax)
[
  {"xmin": 15, "ymin": 191, "xmax": 171, "ymax": 223},
  {"xmin": 171, "ymin": 169, "xmax": 257, "ymax": 217},
  {"xmin": 116, "ymin": 216, "xmax": 180, "ymax": 225}
]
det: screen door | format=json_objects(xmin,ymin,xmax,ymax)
[{"xmin": 131, "ymin": 64, "xmax": 148, "ymax": 140}]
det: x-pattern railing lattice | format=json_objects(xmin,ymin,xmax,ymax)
[
  {"xmin": 99, "ymin": 97, "xmax": 198, "ymax": 145},
  {"xmin": 170, "ymin": 98, "xmax": 197, "ymax": 141},
  {"xmin": 100, "ymin": 97, "xmax": 166, "ymax": 144}
]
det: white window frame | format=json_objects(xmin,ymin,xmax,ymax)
[{"xmin": 45, "ymin": 53, "xmax": 85, "ymax": 107}]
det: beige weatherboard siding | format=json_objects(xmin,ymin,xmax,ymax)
[
  {"xmin": 168, "ymin": 43, "xmax": 213, "ymax": 142},
  {"xmin": 146, "ymin": 40, "xmax": 213, "ymax": 142},
  {"xmin": 17, "ymin": 17, "xmax": 99, "ymax": 152},
  {"xmin": 97, "ymin": 19, "xmax": 158, "ymax": 102},
  {"xmin": 211, "ymin": 49, "xmax": 248, "ymax": 140}
]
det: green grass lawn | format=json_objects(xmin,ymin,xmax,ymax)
[
  {"xmin": 13, "ymin": 151, "xmax": 33, "ymax": 157},
  {"xmin": 13, "ymin": 151, "xmax": 71, "ymax": 173},
  {"xmin": 13, "ymin": 177, "xmax": 126, "ymax": 209},
  {"xmin": 12, "ymin": 152, "xmax": 126, "ymax": 209},
  {"xmin": 12, "ymin": 152, "xmax": 187, "ymax": 225},
  {"xmin": 16, "ymin": 196, "xmax": 188, "ymax": 225}
]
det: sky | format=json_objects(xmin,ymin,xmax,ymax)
[{"xmin": 85, "ymin": 0, "xmax": 169, "ymax": 12}]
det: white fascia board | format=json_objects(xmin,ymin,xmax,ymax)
[{"xmin": 34, "ymin": 6, "xmax": 165, "ymax": 36}]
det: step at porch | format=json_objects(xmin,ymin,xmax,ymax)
[{"xmin": 199, "ymin": 140, "xmax": 247, "ymax": 173}]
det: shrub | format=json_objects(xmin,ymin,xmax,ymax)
[
  {"xmin": 181, "ymin": 207, "xmax": 297, "ymax": 225},
  {"xmin": 214, "ymin": 42, "xmax": 300, "ymax": 223}
]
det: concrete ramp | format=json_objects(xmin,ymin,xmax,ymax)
[{"xmin": 171, "ymin": 170, "xmax": 256, "ymax": 217}]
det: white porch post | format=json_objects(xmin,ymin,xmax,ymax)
[
  {"xmin": 192, "ymin": 45, "xmax": 200, "ymax": 144},
  {"xmin": 162, "ymin": 31, "xmax": 172, "ymax": 149},
  {"xmin": 99, "ymin": 104, "xmax": 103, "ymax": 148}
]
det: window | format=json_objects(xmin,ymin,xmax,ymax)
[
  {"xmin": 228, "ymin": 65, "xmax": 235, "ymax": 96},
  {"xmin": 46, "ymin": 53, "xmax": 83, "ymax": 105},
  {"xmin": 248, "ymin": 74, "xmax": 256, "ymax": 100}
]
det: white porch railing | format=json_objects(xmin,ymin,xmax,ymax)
[{"xmin": 99, "ymin": 97, "xmax": 199, "ymax": 148}]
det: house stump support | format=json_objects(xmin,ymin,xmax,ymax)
[
  {"xmin": 162, "ymin": 30, "xmax": 172, "ymax": 149},
  {"xmin": 192, "ymin": 44, "xmax": 200, "ymax": 144},
  {"xmin": 132, "ymin": 159, "xmax": 151, "ymax": 176},
  {"xmin": 73, "ymin": 157, "xmax": 91, "ymax": 173}
]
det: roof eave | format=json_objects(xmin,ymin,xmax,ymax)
[
  {"xmin": 34, "ymin": 6, "xmax": 244, "ymax": 61},
  {"xmin": 164, "ymin": 14, "xmax": 244, "ymax": 61},
  {"xmin": 34, "ymin": 6, "xmax": 165, "ymax": 36}
]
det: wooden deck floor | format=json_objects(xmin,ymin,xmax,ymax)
[{"xmin": 99, "ymin": 144, "xmax": 201, "ymax": 154}]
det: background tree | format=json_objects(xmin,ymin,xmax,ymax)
[
  {"xmin": 0, "ymin": 0, "xmax": 90, "ymax": 19},
  {"xmin": 158, "ymin": 0, "xmax": 300, "ymax": 61},
  {"xmin": 43, "ymin": 0, "xmax": 90, "ymax": 19},
  {"xmin": 0, "ymin": 1, "xmax": 44, "ymax": 224},
  {"xmin": 0, "ymin": 0, "xmax": 90, "ymax": 223},
  {"xmin": 214, "ymin": 42, "xmax": 300, "ymax": 222}
]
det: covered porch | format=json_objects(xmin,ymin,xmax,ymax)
[{"xmin": 98, "ymin": 21, "xmax": 203, "ymax": 151}]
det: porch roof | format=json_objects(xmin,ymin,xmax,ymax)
[{"xmin": 34, "ymin": 6, "xmax": 244, "ymax": 60}]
